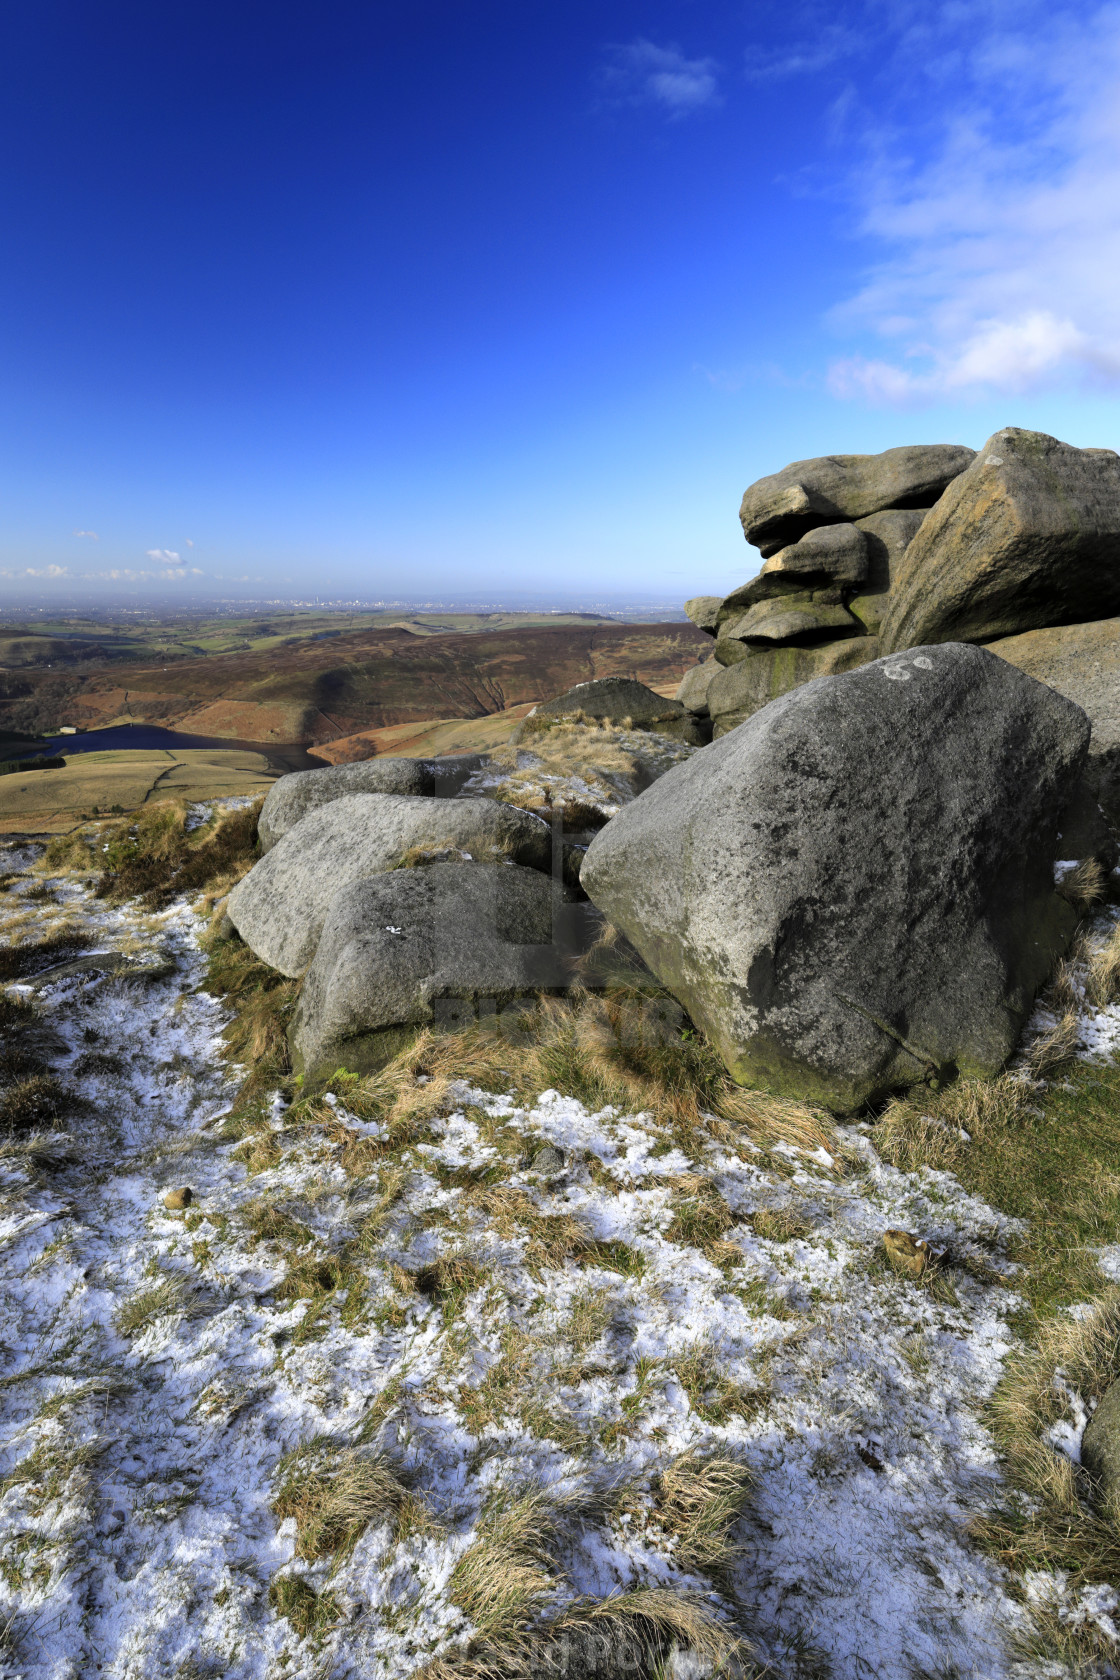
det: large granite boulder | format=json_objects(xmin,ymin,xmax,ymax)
[
  {"xmin": 581, "ymin": 643, "xmax": 1089, "ymax": 1112},
  {"xmin": 740, "ymin": 444, "xmax": 975, "ymax": 557},
  {"xmin": 257, "ymin": 756, "xmax": 485, "ymax": 852},
  {"xmin": 1082, "ymin": 1381, "xmax": 1120, "ymax": 1504},
  {"xmin": 676, "ymin": 658, "xmax": 720, "ymax": 716},
  {"xmin": 848, "ymin": 509, "xmax": 927, "ymax": 636},
  {"xmin": 526, "ymin": 677, "xmax": 706, "ymax": 745},
  {"xmin": 707, "ymin": 639, "xmax": 880, "ymax": 732},
  {"xmin": 718, "ymin": 593, "xmax": 860, "ymax": 650},
  {"xmin": 985, "ymin": 618, "xmax": 1120, "ymax": 828},
  {"xmin": 881, "ymin": 430, "xmax": 1120, "ymax": 652},
  {"xmin": 290, "ymin": 863, "xmax": 575, "ymax": 1082},
  {"xmin": 755, "ymin": 522, "xmax": 870, "ymax": 587},
  {"xmin": 683, "ymin": 596, "xmax": 723, "ymax": 635},
  {"xmin": 227, "ymin": 794, "xmax": 553, "ymax": 977}
]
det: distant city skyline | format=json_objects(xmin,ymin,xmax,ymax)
[{"xmin": 2, "ymin": 0, "xmax": 1118, "ymax": 605}]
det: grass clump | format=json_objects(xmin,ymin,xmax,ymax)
[
  {"xmin": 448, "ymin": 1489, "xmax": 558, "ymax": 1640},
  {"xmin": 203, "ymin": 935, "xmax": 297, "ymax": 1102},
  {"xmin": 0, "ymin": 1073, "xmax": 70, "ymax": 1135},
  {"xmin": 651, "ymin": 1450, "xmax": 752, "ymax": 1573},
  {"xmin": 273, "ymin": 1442, "xmax": 408, "ymax": 1562},
  {"xmin": 871, "ymin": 1063, "xmax": 1120, "ymax": 1315},
  {"xmin": 973, "ymin": 1290, "xmax": 1120, "ymax": 1671},
  {"xmin": 93, "ymin": 798, "xmax": 262, "ymax": 908},
  {"xmin": 0, "ymin": 926, "xmax": 95, "ymax": 982},
  {"xmin": 268, "ymin": 1575, "xmax": 340, "ymax": 1641}
]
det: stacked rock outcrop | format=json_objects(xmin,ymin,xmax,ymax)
[{"xmin": 681, "ymin": 443, "xmax": 977, "ymax": 737}]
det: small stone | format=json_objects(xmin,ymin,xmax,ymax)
[
  {"xmin": 882, "ymin": 1228, "xmax": 930, "ymax": 1277},
  {"xmin": 164, "ymin": 1187, "xmax": 194, "ymax": 1210},
  {"xmin": 531, "ymin": 1145, "xmax": 566, "ymax": 1174}
]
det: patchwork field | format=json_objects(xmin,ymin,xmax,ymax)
[{"xmin": 0, "ymin": 748, "xmax": 277, "ymax": 833}]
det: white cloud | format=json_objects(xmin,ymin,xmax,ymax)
[
  {"xmin": 185, "ymin": 538, "xmax": 194, "ymax": 548},
  {"xmin": 824, "ymin": 4, "xmax": 1120, "ymax": 402},
  {"xmin": 73, "ymin": 529, "xmax": 99, "ymax": 540},
  {"xmin": 598, "ymin": 39, "xmax": 720, "ymax": 117},
  {"xmin": 146, "ymin": 548, "xmax": 181, "ymax": 563},
  {"xmin": 0, "ymin": 565, "xmax": 69, "ymax": 579}
]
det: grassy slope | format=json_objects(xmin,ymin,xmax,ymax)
[
  {"xmin": 0, "ymin": 748, "xmax": 276, "ymax": 833},
  {"xmin": 0, "ymin": 621, "xmax": 709, "ymax": 742}
]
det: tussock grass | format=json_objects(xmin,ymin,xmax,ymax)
[
  {"xmin": 91, "ymin": 798, "xmax": 262, "ymax": 909},
  {"xmin": 652, "ymin": 1450, "xmax": 753, "ymax": 1572},
  {"xmin": 0, "ymin": 926, "xmax": 95, "ymax": 981},
  {"xmin": 0, "ymin": 1073, "xmax": 70, "ymax": 1135},
  {"xmin": 449, "ymin": 1489, "xmax": 558, "ymax": 1639},
  {"xmin": 670, "ymin": 1344, "xmax": 767, "ymax": 1426},
  {"xmin": 318, "ymin": 987, "xmax": 837, "ymax": 1170},
  {"xmin": 872, "ymin": 1063, "xmax": 1120, "ymax": 1313},
  {"xmin": 1026, "ymin": 1010, "xmax": 1082, "ymax": 1079},
  {"xmin": 1057, "ymin": 858, "xmax": 1108, "ymax": 918},
  {"xmin": 203, "ymin": 935, "xmax": 297, "ymax": 1102},
  {"xmin": 1086, "ymin": 920, "xmax": 1120, "ymax": 1008},
  {"xmin": 268, "ymin": 1575, "xmax": 340, "ymax": 1641},
  {"xmin": 427, "ymin": 1585, "xmax": 748, "ymax": 1680},
  {"xmin": 273, "ymin": 1442, "xmax": 409, "ymax": 1562},
  {"xmin": 975, "ymin": 1291, "xmax": 1120, "ymax": 1639},
  {"xmin": 114, "ymin": 1274, "xmax": 196, "ymax": 1336}
]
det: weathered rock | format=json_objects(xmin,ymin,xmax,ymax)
[
  {"xmin": 760, "ymin": 523, "xmax": 870, "ymax": 587},
  {"xmin": 719, "ymin": 593, "xmax": 860, "ymax": 647},
  {"xmin": 1082, "ymin": 1380, "xmax": 1120, "ymax": 1503},
  {"xmin": 708, "ymin": 639, "xmax": 880, "ymax": 730},
  {"xmin": 882, "ymin": 430, "xmax": 1120, "ymax": 652},
  {"xmin": 676, "ymin": 658, "xmax": 720, "ymax": 716},
  {"xmin": 684, "ymin": 596, "xmax": 723, "ymax": 635},
  {"xmin": 527, "ymin": 677, "xmax": 706, "ymax": 745},
  {"xmin": 258, "ymin": 756, "xmax": 486, "ymax": 852},
  {"xmin": 228, "ymin": 794, "xmax": 553, "ymax": 977},
  {"xmin": 882, "ymin": 1229, "xmax": 931, "ymax": 1277},
  {"xmin": 848, "ymin": 509, "xmax": 927, "ymax": 635},
  {"xmin": 984, "ymin": 618, "xmax": 1120, "ymax": 829},
  {"xmin": 289, "ymin": 863, "xmax": 578, "ymax": 1082},
  {"xmin": 740, "ymin": 444, "xmax": 975, "ymax": 557},
  {"xmin": 581, "ymin": 643, "xmax": 1088, "ymax": 1112}
]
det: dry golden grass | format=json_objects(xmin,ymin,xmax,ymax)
[
  {"xmin": 273, "ymin": 1444, "xmax": 409, "ymax": 1562},
  {"xmin": 1086, "ymin": 921, "xmax": 1120, "ymax": 1008},
  {"xmin": 873, "ymin": 1073, "xmax": 1031, "ymax": 1176},
  {"xmin": 424, "ymin": 1586, "xmax": 749, "ymax": 1680},
  {"xmin": 652, "ymin": 1450, "xmax": 753, "ymax": 1572},
  {"xmin": 1057, "ymin": 857, "xmax": 1108, "ymax": 918},
  {"xmin": 1026, "ymin": 1010, "xmax": 1082, "ymax": 1079},
  {"xmin": 976, "ymin": 1291, "xmax": 1120, "ymax": 1602},
  {"xmin": 319, "ymin": 986, "xmax": 838, "ymax": 1169},
  {"xmin": 449, "ymin": 1489, "xmax": 558, "ymax": 1639}
]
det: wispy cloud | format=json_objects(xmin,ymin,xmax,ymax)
[
  {"xmin": 146, "ymin": 547, "xmax": 181, "ymax": 563},
  {"xmin": 0, "ymin": 564, "xmax": 69, "ymax": 579},
  {"xmin": 597, "ymin": 39, "xmax": 720, "ymax": 118},
  {"xmin": 73, "ymin": 529, "xmax": 99, "ymax": 540},
  {"xmin": 820, "ymin": 2, "xmax": 1120, "ymax": 403},
  {"xmin": 87, "ymin": 566, "xmax": 205, "ymax": 582}
]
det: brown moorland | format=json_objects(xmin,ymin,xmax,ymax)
[{"xmin": 0, "ymin": 621, "xmax": 708, "ymax": 745}]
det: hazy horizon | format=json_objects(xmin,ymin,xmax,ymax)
[{"xmin": 3, "ymin": 1, "xmax": 1119, "ymax": 608}]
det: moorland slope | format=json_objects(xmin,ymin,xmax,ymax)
[{"xmin": 0, "ymin": 619, "xmax": 707, "ymax": 744}]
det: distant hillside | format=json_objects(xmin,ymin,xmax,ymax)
[{"xmin": 0, "ymin": 621, "xmax": 708, "ymax": 744}]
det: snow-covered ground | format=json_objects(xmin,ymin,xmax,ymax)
[{"xmin": 1, "ymin": 822, "xmax": 1118, "ymax": 1679}]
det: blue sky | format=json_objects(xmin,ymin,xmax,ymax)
[{"xmin": 3, "ymin": 0, "xmax": 1119, "ymax": 607}]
